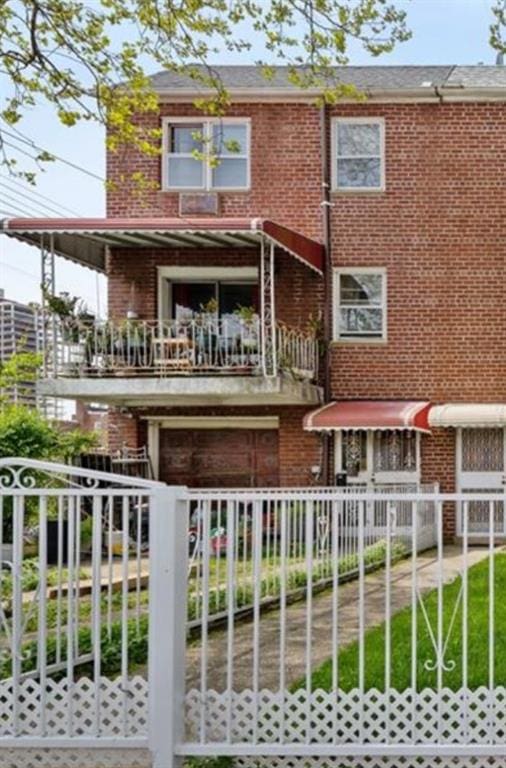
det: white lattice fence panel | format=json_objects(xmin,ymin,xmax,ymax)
[
  {"xmin": 185, "ymin": 687, "xmax": 506, "ymax": 746},
  {"xmin": 235, "ymin": 758, "xmax": 506, "ymax": 768},
  {"xmin": 0, "ymin": 676, "xmax": 148, "ymax": 738},
  {"xmin": 0, "ymin": 748, "xmax": 150, "ymax": 768}
]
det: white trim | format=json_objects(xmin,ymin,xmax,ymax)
[
  {"xmin": 147, "ymin": 421, "xmax": 160, "ymax": 480},
  {"xmin": 143, "ymin": 416, "xmax": 279, "ymax": 429},
  {"xmin": 332, "ymin": 266, "xmax": 387, "ymax": 343},
  {"xmin": 161, "ymin": 116, "xmax": 251, "ymax": 192},
  {"xmin": 155, "ymin": 86, "xmax": 506, "ymax": 104},
  {"xmin": 331, "ymin": 117, "xmax": 385, "ymax": 193},
  {"xmin": 157, "ymin": 265, "xmax": 259, "ymax": 322},
  {"xmin": 158, "ymin": 266, "xmax": 258, "ymax": 280}
]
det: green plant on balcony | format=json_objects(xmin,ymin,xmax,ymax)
[
  {"xmin": 43, "ymin": 289, "xmax": 95, "ymax": 344},
  {"xmin": 234, "ymin": 305, "xmax": 258, "ymax": 352},
  {"xmin": 194, "ymin": 298, "xmax": 219, "ymax": 366},
  {"xmin": 112, "ymin": 319, "xmax": 153, "ymax": 369}
]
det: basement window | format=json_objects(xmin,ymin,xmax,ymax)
[
  {"xmin": 332, "ymin": 118, "xmax": 385, "ymax": 191},
  {"xmin": 163, "ymin": 118, "xmax": 250, "ymax": 191}
]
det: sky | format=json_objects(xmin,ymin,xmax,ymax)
[{"xmin": 0, "ymin": 0, "xmax": 501, "ymax": 314}]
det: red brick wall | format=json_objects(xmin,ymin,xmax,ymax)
[
  {"xmin": 107, "ymin": 103, "xmax": 323, "ymax": 241},
  {"xmin": 421, "ymin": 429, "xmax": 456, "ymax": 540},
  {"xmin": 108, "ymin": 408, "xmax": 143, "ymax": 453},
  {"xmin": 329, "ymin": 102, "xmax": 506, "ymax": 404}
]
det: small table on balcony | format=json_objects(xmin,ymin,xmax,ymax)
[{"xmin": 152, "ymin": 337, "xmax": 195, "ymax": 371}]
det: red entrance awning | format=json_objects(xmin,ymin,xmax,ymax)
[
  {"xmin": 303, "ymin": 401, "xmax": 432, "ymax": 433},
  {"xmin": 1, "ymin": 216, "xmax": 324, "ymax": 275}
]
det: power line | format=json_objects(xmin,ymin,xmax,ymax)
[
  {"xmin": 2, "ymin": 194, "xmax": 57, "ymax": 218},
  {"xmin": 2, "ymin": 132, "xmax": 105, "ymax": 182},
  {"xmin": 0, "ymin": 173, "xmax": 81, "ymax": 216},
  {"xmin": 0, "ymin": 183, "xmax": 74, "ymax": 218},
  {"xmin": 0, "ymin": 202, "xmax": 42, "ymax": 217}
]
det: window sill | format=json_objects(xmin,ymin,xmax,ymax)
[
  {"xmin": 160, "ymin": 188, "xmax": 252, "ymax": 194},
  {"xmin": 330, "ymin": 338, "xmax": 387, "ymax": 346},
  {"xmin": 331, "ymin": 188, "xmax": 386, "ymax": 196}
]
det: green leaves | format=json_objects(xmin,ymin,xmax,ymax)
[{"xmin": 0, "ymin": 0, "xmax": 412, "ymax": 179}]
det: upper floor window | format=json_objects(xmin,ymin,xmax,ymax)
[
  {"xmin": 334, "ymin": 268, "xmax": 386, "ymax": 341},
  {"xmin": 332, "ymin": 118, "xmax": 385, "ymax": 191},
  {"xmin": 163, "ymin": 118, "xmax": 250, "ymax": 191}
]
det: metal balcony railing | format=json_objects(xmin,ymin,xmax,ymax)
[{"xmin": 44, "ymin": 316, "xmax": 319, "ymax": 381}]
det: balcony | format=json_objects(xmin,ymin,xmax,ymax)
[{"xmin": 38, "ymin": 317, "xmax": 322, "ymax": 406}]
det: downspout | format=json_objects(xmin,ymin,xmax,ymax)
[{"xmin": 320, "ymin": 103, "xmax": 333, "ymax": 485}]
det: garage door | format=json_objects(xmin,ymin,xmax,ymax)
[{"xmin": 159, "ymin": 428, "xmax": 279, "ymax": 488}]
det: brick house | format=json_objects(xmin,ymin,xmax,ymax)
[{"xmin": 3, "ymin": 64, "xmax": 506, "ymax": 538}]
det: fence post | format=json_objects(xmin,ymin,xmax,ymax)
[{"xmin": 149, "ymin": 485, "xmax": 188, "ymax": 768}]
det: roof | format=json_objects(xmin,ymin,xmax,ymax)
[
  {"xmin": 150, "ymin": 64, "xmax": 506, "ymax": 100},
  {"xmin": 303, "ymin": 401, "xmax": 432, "ymax": 432},
  {"xmin": 151, "ymin": 65, "xmax": 453, "ymax": 92},
  {"xmin": 0, "ymin": 217, "xmax": 324, "ymax": 274}
]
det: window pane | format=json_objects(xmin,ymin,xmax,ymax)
[
  {"xmin": 337, "ymin": 157, "xmax": 381, "ymax": 188},
  {"xmin": 212, "ymin": 123, "xmax": 247, "ymax": 156},
  {"xmin": 337, "ymin": 123, "xmax": 380, "ymax": 156},
  {"xmin": 340, "ymin": 274, "xmax": 382, "ymax": 306},
  {"xmin": 212, "ymin": 158, "xmax": 248, "ymax": 188},
  {"xmin": 171, "ymin": 282, "xmax": 216, "ymax": 320},
  {"xmin": 219, "ymin": 283, "xmax": 258, "ymax": 318},
  {"xmin": 167, "ymin": 156, "xmax": 203, "ymax": 188},
  {"xmin": 340, "ymin": 307, "xmax": 383, "ymax": 336},
  {"xmin": 169, "ymin": 123, "xmax": 203, "ymax": 153}
]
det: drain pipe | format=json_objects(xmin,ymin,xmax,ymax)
[{"xmin": 320, "ymin": 103, "xmax": 333, "ymax": 485}]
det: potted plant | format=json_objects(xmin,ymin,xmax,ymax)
[
  {"xmin": 233, "ymin": 305, "xmax": 259, "ymax": 368},
  {"xmin": 43, "ymin": 290, "xmax": 95, "ymax": 373},
  {"xmin": 234, "ymin": 305, "xmax": 258, "ymax": 349},
  {"xmin": 112, "ymin": 319, "xmax": 152, "ymax": 373},
  {"xmin": 195, "ymin": 298, "xmax": 219, "ymax": 366}
]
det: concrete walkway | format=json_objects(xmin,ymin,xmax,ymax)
[{"xmin": 185, "ymin": 545, "xmax": 496, "ymax": 691}]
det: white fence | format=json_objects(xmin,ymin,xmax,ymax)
[
  {"xmin": 186, "ymin": 484, "xmax": 438, "ymax": 628},
  {"xmin": 2, "ymin": 461, "xmax": 506, "ymax": 767}
]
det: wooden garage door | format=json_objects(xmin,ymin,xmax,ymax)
[{"xmin": 159, "ymin": 428, "xmax": 279, "ymax": 488}]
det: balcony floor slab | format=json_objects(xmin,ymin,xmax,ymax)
[{"xmin": 38, "ymin": 374, "xmax": 322, "ymax": 407}]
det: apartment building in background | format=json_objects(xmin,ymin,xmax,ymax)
[{"xmin": 0, "ymin": 289, "xmax": 41, "ymax": 408}]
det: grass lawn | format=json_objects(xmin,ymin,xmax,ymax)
[{"xmin": 308, "ymin": 550, "xmax": 506, "ymax": 693}]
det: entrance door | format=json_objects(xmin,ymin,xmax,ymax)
[
  {"xmin": 457, "ymin": 427, "xmax": 506, "ymax": 535},
  {"xmin": 336, "ymin": 430, "xmax": 421, "ymax": 537},
  {"xmin": 337, "ymin": 430, "xmax": 421, "ymax": 487}
]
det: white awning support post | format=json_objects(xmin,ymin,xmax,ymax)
[
  {"xmin": 40, "ymin": 233, "xmax": 56, "ymax": 379},
  {"xmin": 260, "ymin": 236, "xmax": 277, "ymax": 378}
]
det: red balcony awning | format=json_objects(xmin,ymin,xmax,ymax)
[
  {"xmin": 303, "ymin": 400, "xmax": 432, "ymax": 433},
  {"xmin": 1, "ymin": 217, "xmax": 324, "ymax": 275}
]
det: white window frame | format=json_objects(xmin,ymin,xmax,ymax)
[
  {"xmin": 161, "ymin": 116, "xmax": 251, "ymax": 192},
  {"xmin": 333, "ymin": 266, "xmax": 387, "ymax": 343},
  {"xmin": 331, "ymin": 117, "xmax": 385, "ymax": 192},
  {"xmin": 157, "ymin": 265, "xmax": 258, "ymax": 323}
]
